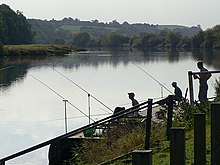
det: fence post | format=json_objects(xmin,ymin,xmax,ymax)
[
  {"xmin": 167, "ymin": 95, "xmax": 174, "ymax": 140},
  {"xmin": 0, "ymin": 161, "xmax": 5, "ymax": 165},
  {"xmin": 211, "ymin": 103, "xmax": 220, "ymax": 165},
  {"xmin": 132, "ymin": 150, "xmax": 152, "ymax": 165},
  {"xmin": 145, "ymin": 99, "xmax": 153, "ymax": 150},
  {"xmin": 170, "ymin": 127, "xmax": 185, "ymax": 165},
  {"xmin": 188, "ymin": 71, "xmax": 194, "ymax": 108},
  {"xmin": 194, "ymin": 113, "xmax": 206, "ymax": 165}
]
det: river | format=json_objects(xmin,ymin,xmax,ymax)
[{"xmin": 0, "ymin": 48, "xmax": 220, "ymax": 164}]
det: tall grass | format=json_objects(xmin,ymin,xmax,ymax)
[
  {"xmin": 66, "ymin": 77, "xmax": 220, "ymax": 165},
  {"xmin": 2, "ymin": 44, "xmax": 72, "ymax": 56}
]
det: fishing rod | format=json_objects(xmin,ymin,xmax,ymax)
[
  {"xmin": 131, "ymin": 62, "xmax": 174, "ymax": 95},
  {"xmin": 37, "ymin": 112, "xmax": 111, "ymax": 122},
  {"xmin": 48, "ymin": 65, "xmax": 113, "ymax": 112},
  {"xmin": 28, "ymin": 73, "xmax": 95, "ymax": 122},
  {"xmin": 0, "ymin": 65, "xmax": 14, "ymax": 71}
]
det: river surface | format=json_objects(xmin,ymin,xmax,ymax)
[{"xmin": 0, "ymin": 48, "xmax": 220, "ymax": 164}]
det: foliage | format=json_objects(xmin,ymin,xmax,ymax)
[
  {"xmin": 0, "ymin": 42, "xmax": 3, "ymax": 55},
  {"xmin": 0, "ymin": 4, "xmax": 34, "ymax": 44},
  {"xmin": 69, "ymin": 125, "xmax": 145, "ymax": 165},
  {"xmin": 26, "ymin": 14, "xmax": 220, "ymax": 49},
  {"xmin": 67, "ymin": 119, "xmax": 169, "ymax": 165},
  {"xmin": 65, "ymin": 85, "xmax": 220, "ymax": 165},
  {"xmin": 214, "ymin": 77, "xmax": 220, "ymax": 101},
  {"xmin": 2, "ymin": 44, "xmax": 72, "ymax": 56},
  {"xmin": 28, "ymin": 16, "xmax": 202, "ymax": 45},
  {"xmin": 100, "ymin": 32, "xmax": 130, "ymax": 47},
  {"xmin": 27, "ymin": 16, "xmax": 220, "ymax": 49},
  {"xmin": 70, "ymin": 32, "xmax": 91, "ymax": 47}
]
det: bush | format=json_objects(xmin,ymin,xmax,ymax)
[
  {"xmin": 0, "ymin": 42, "xmax": 3, "ymax": 55},
  {"xmin": 214, "ymin": 77, "xmax": 220, "ymax": 101}
]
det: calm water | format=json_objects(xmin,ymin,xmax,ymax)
[{"xmin": 0, "ymin": 48, "xmax": 220, "ymax": 164}]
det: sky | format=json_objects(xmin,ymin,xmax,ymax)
[{"xmin": 0, "ymin": 0, "xmax": 219, "ymax": 30}]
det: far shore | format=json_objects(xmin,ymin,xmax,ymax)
[{"xmin": 1, "ymin": 44, "xmax": 87, "ymax": 57}]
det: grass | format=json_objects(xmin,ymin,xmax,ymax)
[
  {"xmin": 2, "ymin": 44, "xmax": 73, "ymax": 56},
  {"xmin": 152, "ymin": 123, "xmax": 211, "ymax": 165},
  {"xmin": 157, "ymin": 25, "xmax": 189, "ymax": 30},
  {"xmin": 57, "ymin": 25, "xmax": 119, "ymax": 35},
  {"xmin": 66, "ymin": 101, "xmax": 214, "ymax": 165},
  {"xmin": 58, "ymin": 25, "xmax": 82, "ymax": 34}
]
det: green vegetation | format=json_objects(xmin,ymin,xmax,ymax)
[
  {"xmin": 1, "ymin": 4, "xmax": 220, "ymax": 50},
  {"xmin": 214, "ymin": 77, "xmax": 220, "ymax": 101},
  {"xmin": 2, "ymin": 44, "xmax": 73, "ymax": 56},
  {"xmin": 28, "ymin": 17, "xmax": 202, "ymax": 46},
  {"xmin": 29, "ymin": 17, "xmax": 220, "ymax": 50},
  {"xmin": 157, "ymin": 25, "xmax": 189, "ymax": 31},
  {"xmin": 66, "ymin": 78, "xmax": 220, "ymax": 164},
  {"xmin": 59, "ymin": 25, "xmax": 82, "ymax": 34},
  {"xmin": 0, "ymin": 4, "xmax": 34, "ymax": 45}
]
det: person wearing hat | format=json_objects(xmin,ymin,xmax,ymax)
[
  {"xmin": 172, "ymin": 82, "xmax": 183, "ymax": 101},
  {"xmin": 128, "ymin": 92, "xmax": 140, "ymax": 117},
  {"xmin": 193, "ymin": 61, "xmax": 212, "ymax": 103}
]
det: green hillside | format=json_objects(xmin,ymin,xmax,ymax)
[
  {"xmin": 57, "ymin": 24, "xmax": 118, "ymax": 34},
  {"xmin": 157, "ymin": 25, "xmax": 189, "ymax": 30},
  {"xmin": 57, "ymin": 25, "xmax": 82, "ymax": 34},
  {"xmin": 28, "ymin": 18, "xmax": 202, "ymax": 44}
]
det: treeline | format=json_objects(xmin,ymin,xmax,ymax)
[
  {"xmin": 28, "ymin": 17, "xmax": 220, "ymax": 50},
  {"xmin": 66, "ymin": 25, "xmax": 220, "ymax": 49},
  {"xmin": 28, "ymin": 18, "xmax": 202, "ymax": 45},
  {"xmin": 0, "ymin": 4, "xmax": 220, "ymax": 51},
  {"xmin": 0, "ymin": 4, "xmax": 34, "ymax": 45}
]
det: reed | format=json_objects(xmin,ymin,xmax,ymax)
[{"xmin": 2, "ymin": 44, "xmax": 73, "ymax": 56}]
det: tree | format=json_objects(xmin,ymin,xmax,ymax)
[
  {"xmin": 100, "ymin": 32, "xmax": 129, "ymax": 47},
  {"xmin": 210, "ymin": 25, "xmax": 220, "ymax": 49},
  {"xmin": 165, "ymin": 32, "xmax": 181, "ymax": 48},
  {"xmin": 0, "ymin": 42, "xmax": 3, "ymax": 55},
  {"xmin": 72, "ymin": 32, "xmax": 91, "ymax": 47},
  {"xmin": 0, "ymin": 4, "xmax": 34, "ymax": 44},
  {"xmin": 192, "ymin": 31, "xmax": 204, "ymax": 48}
]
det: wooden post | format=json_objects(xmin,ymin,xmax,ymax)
[
  {"xmin": 145, "ymin": 99, "xmax": 153, "ymax": 150},
  {"xmin": 211, "ymin": 103, "xmax": 220, "ymax": 165},
  {"xmin": 132, "ymin": 150, "xmax": 152, "ymax": 165},
  {"xmin": 194, "ymin": 113, "xmax": 206, "ymax": 165},
  {"xmin": 188, "ymin": 71, "xmax": 194, "ymax": 108},
  {"xmin": 0, "ymin": 161, "xmax": 5, "ymax": 165},
  {"xmin": 167, "ymin": 95, "xmax": 174, "ymax": 140},
  {"xmin": 63, "ymin": 99, "xmax": 68, "ymax": 134},
  {"xmin": 170, "ymin": 127, "xmax": 185, "ymax": 165}
]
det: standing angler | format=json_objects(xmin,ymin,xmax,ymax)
[{"xmin": 193, "ymin": 61, "xmax": 212, "ymax": 103}]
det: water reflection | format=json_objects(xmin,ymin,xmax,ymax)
[
  {"xmin": 191, "ymin": 49, "xmax": 220, "ymax": 69},
  {"xmin": 1, "ymin": 48, "xmax": 219, "ymax": 90},
  {"xmin": 0, "ymin": 48, "xmax": 220, "ymax": 164}
]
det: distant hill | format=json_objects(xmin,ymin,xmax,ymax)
[{"xmin": 28, "ymin": 18, "xmax": 202, "ymax": 44}]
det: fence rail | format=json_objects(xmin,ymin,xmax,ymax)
[{"xmin": 1, "ymin": 98, "xmax": 159, "ymax": 164}]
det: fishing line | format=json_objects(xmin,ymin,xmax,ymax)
[
  {"xmin": 48, "ymin": 65, "xmax": 113, "ymax": 112},
  {"xmin": 37, "ymin": 113, "xmax": 111, "ymax": 122},
  {"xmin": 28, "ymin": 73, "xmax": 95, "ymax": 122},
  {"xmin": 131, "ymin": 62, "xmax": 174, "ymax": 95},
  {"xmin": 0, "ymin": 65, "xmax": 14, "ymax": 71}
]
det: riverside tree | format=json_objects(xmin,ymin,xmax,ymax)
[{"xmin": 0, "ymin": 4, "xmax": 34, "ymax": 44}]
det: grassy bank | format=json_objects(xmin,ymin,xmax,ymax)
[
  {"xmin": 65, "ymin": 101, "xmax": 215, "ymax": 165},
  {"xmin": 1, "ymin": 44, "xmax": 74, "ymax": 56}
]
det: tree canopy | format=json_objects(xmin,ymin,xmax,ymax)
[{"xmin": 0, "ymin": 4, "xmax": 34, "ymax": 45}]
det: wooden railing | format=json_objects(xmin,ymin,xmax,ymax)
[{"xmin": 0, "ymin": 98, "xmax": 157, "ymax": 165}]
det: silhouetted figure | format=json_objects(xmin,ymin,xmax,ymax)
[
  {"xmin": 113, "ymin": 107, "xmax": 125, "ymax": 115},
  {"xmin": 128, "ymin": 92, "xmax": 140, "ymax": 117},
  {"xmin": 193, "ymin": 61, "xmax": 211, "ymax": 103},
  {"xmin": 172, "ymin": 82, "xmax": 183, "ymax": 101}
]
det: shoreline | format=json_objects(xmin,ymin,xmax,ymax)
[{"xmin": 1, "ymin": 44, "xmax": 77, "ymax": 57}]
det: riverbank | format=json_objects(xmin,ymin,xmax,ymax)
[{"xmin": 1, "ymin": 44, "xmax": 77, "ymax": 56}]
